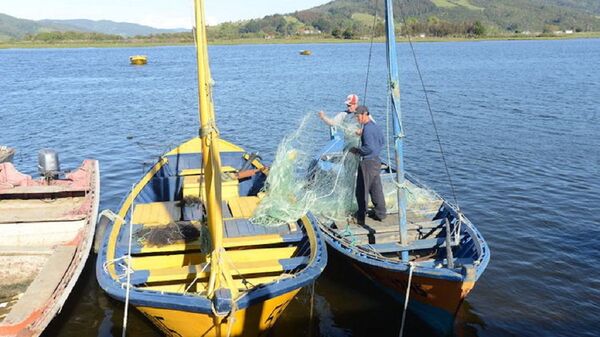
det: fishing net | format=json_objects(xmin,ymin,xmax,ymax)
[
  {"xmin": 135, "ymin": 221, "xmax": 211, "ymax": 250},
  {"xmin": 250, "ymin": 112, "xmax": 438, "ymax": 227},
  {"xmin": 251, "ymin": 113, "xmax": 361, "ymax": 226}
]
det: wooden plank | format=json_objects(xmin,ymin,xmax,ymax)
[
  {"xmin": 4, "ymin": 246, "xmax": 76, "ymax": 324},
  {"xmin": 139, "ymin": 275, "xmax": 284, "ymax": 293},
  {"xmin": 361, "ymin": 237, "xmax": 459, "ymax": 254},
  {"xmin": 0, "ymin": 197, "xmax": 86, "ymax": 223},
  {"xmin": 132, "ymin": 201, "xmax": 181, "ymax": 225},
  {"xmin": 223, "ymin": 232, "xmax": 303, "ymax": 248},
  {"xmin": 132, "ymin": 231, "xmax": 303, "ymax": 254},
  {"xmin": 130, "ymin": 247, "xmax": 297, "ymax": 270},
  {"xmin": 227, "ymin": 196, "xmax": 260, "ymax": 218},
  {"xmin": 132, "ymin": 256, "xmax": 308, "ymax": 284}
]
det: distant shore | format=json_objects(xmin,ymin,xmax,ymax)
[{"xmin": 1, "ymin": 32, "xmax": 599, "ymax": 49}]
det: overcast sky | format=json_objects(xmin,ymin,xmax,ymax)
[{"xmin": 0, "ymin": 0, "xmax": 331, "ymax": 28}]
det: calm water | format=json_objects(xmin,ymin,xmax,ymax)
[{"xmin": 1, "ymin": 39, "xmax": 599, "ymax": 337}]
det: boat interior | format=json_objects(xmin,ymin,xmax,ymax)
[
  {"xmin": 0, "ymin": 161, "xmax": 95, "ymax": 325},
  {"xmin": 320, "ymin": 164, "xmax": 486, "ymax": 273},
  {"xmin": 107, "ymin": 138, "xmax": 318, "ymax": 298}
]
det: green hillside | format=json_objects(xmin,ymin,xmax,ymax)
[
  {"xmin": 207, "ymin": 0, "xmax": 600, "ymax": 40},
  {"xmin": 0, "ymin": 14, "xmax": 187, "ymax": 42}
]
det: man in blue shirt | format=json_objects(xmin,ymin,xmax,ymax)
[{"xmin": 350, "ymin": 106, "xmax": 386, "ymax": 224}]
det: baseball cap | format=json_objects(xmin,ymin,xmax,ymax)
[{"xmin": 345, "ymin": 94, "xmax": 359, "ymax": 105}]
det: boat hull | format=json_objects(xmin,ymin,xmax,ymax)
[
  {"xmin": 323, "ymin": 238, "xmax": 476, "ymax": 336},
  {"xmin": 0, "ymin": 160, "xmax": 100, "ymax": 337},
  {"xmin": 137, "ymin": 289, "xmax": 299, "ymax": 337},
  {"xmin": 349, "ymin": 257, "xmax": 472, "ymax": 335}
]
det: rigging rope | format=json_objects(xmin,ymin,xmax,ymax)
[
  {"xmin": 362, "ymin": 0, "xmax": 380, "ymax": 105},
  {"xmin": 122, "ymin": 184, "xmax": 135, "ymax": 337},
  {"xmin": 399, "ymin": 14, "xmax": 460, "ymax": 209},
  {"xmin": 399, "ymin": 262, "xmax": 414, "ymax": 337}
]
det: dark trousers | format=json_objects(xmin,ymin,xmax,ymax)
[{"xmin": 356, "ymin": 159, "xmax": 386, "ymax": 220}]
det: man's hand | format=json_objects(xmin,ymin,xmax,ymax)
[
  {"xmin": 355, "ymin": 128, "xmax": 363, "ymax": 136},
  {"xmin": 318, "ymin": 111, "xmax": 325, "ymax": 120}
]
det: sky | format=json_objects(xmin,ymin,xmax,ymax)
[{"xmin": 0, "ymin": 0, "xmax": 332, "ymax": 29}]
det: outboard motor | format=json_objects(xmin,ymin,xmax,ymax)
[{"xmin": 38, "ymin": 149, "xmax": 60, "ymax": 180}]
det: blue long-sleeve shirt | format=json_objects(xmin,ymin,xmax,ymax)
[{"xmin": 357, "ymin": 121, "xmax": 384, "ymax": 160}]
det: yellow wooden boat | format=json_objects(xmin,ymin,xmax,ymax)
[
  {"xmin": 96, "ymin": 1, "xmax": 327, "ymax": 336},
  {"xmin": 299, "ymin": 50, "xmax": 312, "ymax": 56},
  {"xmin": 130, "ymin": 55, "xmax": 148, "ymax": 65}
]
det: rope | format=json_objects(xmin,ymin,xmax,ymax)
[
  {"xmin": 362, "ymin": 0, "xmax": 380, "ymax": 104},
  {"xmin": 399, "ymin": 14, "xmax": 460, "ymax": 209},
  {"xmin": 308, "ymin": 281, "xmax": 316, "ymax": 337},
  {"xmin": 122, "ymin": 184, "xmax": 135, "ymax": 337},
  {"xmin": 399, "ymin": 262, "xmax": 414, "ymax": 337},
  {"xmin": 385, "ymin": 84, "xmax": 393, "ymax": 171}
]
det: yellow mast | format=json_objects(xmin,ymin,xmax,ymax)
[{"xmin": 193, "ymin": 0, "xmax": 233, "ymax": 298}]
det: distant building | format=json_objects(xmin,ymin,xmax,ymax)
[
  {"xmin": 565, "ymin": 30, "xmax": 574, "ymax": 34},
  {"xmin": 419, "ymin": 33, "xmax": 426, "ymax": 38},
  {"xmin": 522, "ymin": 31, "xmax": 531, "ymax": 35}
]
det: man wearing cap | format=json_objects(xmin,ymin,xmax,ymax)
[
  {"xmin": 350, "ymin": 105, "xmax": 386, "ymax": 224},
  {"xmin": 318, "ymin": 94, "xmax": 359, "ymax": 126}
]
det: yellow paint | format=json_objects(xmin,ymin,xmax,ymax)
[
  {"xmin": 138, "ymin": 288, "xmax": 299, "ymax": 337},
  {"xmin": 137, "ymin": 240, "xmax": 203, "ymax": 254},
  {"xmin": 165, "ymin": 138, "xmax": 244, "ymax": 156},
  {"xmin": 222, "ymin": 234, "xmax": 291, "ymax": 248},
  {"xmin": 130, "ymin": 55, "xmax": 147, "ymax": 65},
  {"xmin": 227, "ymin": 196, "xmax": 260, "ymax": 218},
  {"xmin": 141, "ymin": 276, "xmax": 282, "ymax": 293},
  {"xmin": 142, "ymin": 258, "xmax": 298, "ymax": 284},
  {"xmin": 131, "ymin": 247, "xmax": 296, "ymax": 271},
  {"xmin": 182, "ymin": 174, "xmax": 239, "ymax": 201},
  {"xmin": 180, "ymin": 166, "xmax": 237, "ymax": 176},
  {"xmin": 132, "ymin": 201, "xmax": 181, "ymax": 225},
  {"xmin": 107, "ymin": 158, "xmax": 168, "ymax": 278},
  {"xmin": 242, "ymin": 153, "xmax": 268, "ymax": 173}
]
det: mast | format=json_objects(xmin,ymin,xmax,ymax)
[
  {"xmin": 193, "ymin": 0, "xmax": 230, "ymax": 296},
  {"xmin": 384, "ymin": 0, "xmax": 409, "ymax": 262}
]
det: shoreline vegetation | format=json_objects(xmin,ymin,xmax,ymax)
[{"xmin": 1, "ymin": 31, "xmax": 600, "ymax": 49}]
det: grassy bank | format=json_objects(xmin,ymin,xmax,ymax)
[{"xmin": 1, "ymin": 32, "xmax": 599, "ymax": 49}]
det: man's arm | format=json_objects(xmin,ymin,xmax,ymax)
[{"xmin": 318, "ymin": 111, "xmax": 336, "ymax": 126}]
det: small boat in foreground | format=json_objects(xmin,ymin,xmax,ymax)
[
  {"xmin": 96, "ymin": 1, "xmax": 327, "ymax": 336},
  {"xmin": 313, "ymin": 1, "xmax": 490, "ymax": 335},
  {"xmin": 0, "ymin": 147, "xmax": 15, "ymax": 163},
  {"xmin": 299, "ymin": 50, "xmax": 312, "ymax": 56},
  {"xmin": 0, "ymin": 151, "xmax": 99, "ymax": 337},
  {"xmin": 130, "ymin": 55, "xmax": 148, "ymax": 65}
]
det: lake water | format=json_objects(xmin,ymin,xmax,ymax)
[{"xmin": 1, "ymin": 39, "xmax": 599, "ymax": 337}]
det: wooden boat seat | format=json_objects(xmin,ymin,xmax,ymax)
[
  {"xmin": 132, "ymin": 201, "xmax": 181, "ymax": 225},
  {"xmin": 3, "ymin": 246, "xmax": 76, "ymax": 325},
  {"xmin": 125, "ymin": 219, "xmax": 301, "ymax": 255},
  {"xmin": 0, "ymin": 198, "xmax": 87, "ymax": 223},
  {"xmin": 181, "ymin": 167, "xmax": 240, "ymax": 201},
  {"xmin": 129, "ymin": 256, "xmax": 309, "ymax": 285},
  {"xmin": 227, "ymin": 196, "xmax": 260, "ymax": 218},
  {"xmin": 224, "ymin": 218, "xmax": 294, "ymax": 238},
  {"xmin": 361, "ymin": 237, "xmax": 459, "ymax": 254}
]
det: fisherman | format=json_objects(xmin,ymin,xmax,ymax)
[
  {"xmin": 350, "ymin": 105, "xmax": 386, "ymax": 224},
  {"xmin": 318, "ymin": 94, "xmax": 359, "ymax": 126}
]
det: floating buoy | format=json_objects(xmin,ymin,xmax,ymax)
[{"xmin": 130, "ymin": 55, "xmax": 148, "ymax": 65}]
